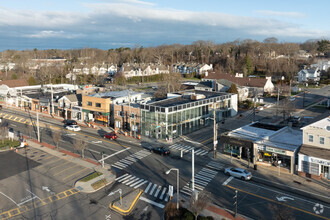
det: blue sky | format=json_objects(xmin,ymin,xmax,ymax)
[{"xmin": 0, "ymin": 0, "xmax": 329, "ymax": 51}]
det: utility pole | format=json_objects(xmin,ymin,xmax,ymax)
[
  {"xmin": 234, "ymin": 190, "xmax": 238, "ymax": 217},
  {"xmin": 37, "ymin": 112, "xmax": 40, "ymax": 142},
  {"xmin": 253, "ymin": 89, "xmax": 256, "ymax": 122},
  {"xmin": 128, "ymin": 90, "xmax": 131, "ymax": 136},
  {"xmin": 213, "ymin": 104, "xmax": 217, "ymax": 158},
  {"xmin": 192, "ymin": 149, "xmax": 195, "ymax": 192},
  {"xmin": 51, "ymin": 84, "xmax": 54, "ymax": 115},
  {"xmin": 20, "ymin": 89, "xmax": 23, "ymax": 110}
]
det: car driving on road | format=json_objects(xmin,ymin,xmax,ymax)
[
  {"xmin": 65, "ymin": 125, "xmax": 81, "ymax": 131},
  {"xmin": 150, "ymin": 147, "xmax": 170, "ymax": 156},
  {"xmin": 224, "ymin": 167, "xmax": 252, "ymax": 180},
  {"xmin": 104, "ymin": 132, "xmax": 118, "ymax": 140},
  {"xmin": 63, "ymin": 120, "xmax": 78, "ymax": 126}
]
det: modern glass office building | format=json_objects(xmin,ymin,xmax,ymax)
[{"xmin": 140, "ymin": 90, "xmax": 237, "ymax": 140}]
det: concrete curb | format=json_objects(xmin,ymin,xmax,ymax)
[{"xmin": 109, "ymin": 189, "xmax": 143, "ymax": 216}]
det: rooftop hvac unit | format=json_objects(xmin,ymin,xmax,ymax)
[{"xmin": 191, "ymin": 94, "xmax": 206, "ymax": 100}]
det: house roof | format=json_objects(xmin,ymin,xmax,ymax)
[
  {"xmin": 0, "ymin": 79, "xmax": 29, "ymax": 88},
  {"xmin": 205, "ymin": 72, "xmax": 267, "ymax": 88},
  {"xmin": 65, "ymin": 94, "xmax": 82, "ymax": 103},
  {"xmin": 299, "ymin": 144, "xmax": 330, "ymax": 160},
  {"xmin": 196, "ymin": 81, "xmax": 212, "ymax": 88},
  {"xmin": 301, "ymin": 116, "xmax": 330, "ymax": 130}
]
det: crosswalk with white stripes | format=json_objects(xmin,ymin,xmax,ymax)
[
  {"xmin": 115, "ymin": 174, "xmax": 171, "ymax": 202},
  {"xmin": 181, "ymin": 166, "xmax": 218, "ymax": 196},
  {"xmin": 206, "ymin": 161, "xmax": 225, "ymax": 171},
  {"xmin": 169, "ymin": 143, "xmax": 208, "ymax": 156},
  {"xmin": 111, "ymin": 149, "xmax": 151, "ymax": 170}
]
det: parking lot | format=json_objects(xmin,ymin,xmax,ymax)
[{"xmin": 0, "ymin": 148, "xmax": 93, "ymax": 219}]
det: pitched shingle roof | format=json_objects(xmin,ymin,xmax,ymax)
[
  {"xmin": 0, "ymin": 79, "xmax": 29, "ymax": 88},
  {"xmin": 205, "ymin": 72, "xmax": 267, "ymax": 88}
]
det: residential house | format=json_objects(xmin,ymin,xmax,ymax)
[
  {"xmin": 204, "ymin": 72, "xmax": 273, "ymax": 97},
  {"xmin": 120, "ymin": 63, "xmax": 169, "ymax": 79},
  {"xmin": 297, "ymin": 68, "xmax": 321, "ymax": 83},
  {"xmin": 298, "ymin": 117, "xmax": 330, "ymax": 180},
  {"xmin": 57, "ymin": 94, "xmax": 82, "ymax": 120},
  {"xmin": 311, "ymin": 60, "xmax": 330, "ymax": 72}
]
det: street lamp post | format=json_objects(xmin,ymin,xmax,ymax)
[{"xmin": 166, "ymin": 168, "xmax": 179, "ymax": 210}]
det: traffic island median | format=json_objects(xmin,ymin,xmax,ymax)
[
  {"xmin": 109, "ymin": 189, "xmax": 143, "ymax": 216},
  {"xmin": 75, "ymin": 171, "xmax": 116, "ymax": 193}
]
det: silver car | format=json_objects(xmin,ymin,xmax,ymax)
[{"xmin": 224, "ymin": 167, "xmax": 252, "ymax": 180}]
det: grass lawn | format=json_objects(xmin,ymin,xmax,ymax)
[
  {"xmin": 91, "ymin": 178, "xmax": 107, "ymax": 190},
  {"xmin": 0, "ymin": 139, "xmax": 20, "ymax": 149},
  {"xmin": 80, "ymin": 172, "xmax": 103, "ymax": 182}
]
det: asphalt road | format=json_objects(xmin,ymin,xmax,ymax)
[{"xmin": 0, "ymin": 106, "xmax": 329, "ymax": 219}]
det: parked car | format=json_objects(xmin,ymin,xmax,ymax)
[
  {"xmin": 63, "ymin": 120, "xmax": 77, "ymax": 126},
  {"xmin": 288, "ymin": 116, "xmax": 301, "ymax": 126},
  {"xmin": 224, "ymin": 167, "xmax": 252, "ymax": 180},
  {"xmin": 65, "ymin": 125, "xmax": 81, "ymax": 131},
  {"xmin": 289, "ymin": 97, "xmax": 296, "ymax": 101},
  {"xmin": 150, "ymin": 147, "xmax": 170, "ymax": 156},
  {"xmin": 104, "ymin": 132, "xmax": 118, "ymax": 140}
]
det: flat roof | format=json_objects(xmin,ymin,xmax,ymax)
[
  {"xmin": 147, "ymin": 90, "xmax": 229, "ymax": 108},
  {"xmin": 89, "ymin": 90, "xmax": 142, "ymax": 98}
]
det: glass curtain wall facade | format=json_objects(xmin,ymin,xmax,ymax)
[{"xmin": 141, "ymin": 95, "xmax": 232, "ymax": 140}]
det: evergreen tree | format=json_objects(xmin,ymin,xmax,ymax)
[
  {"xmin": 28, "ymin": 76, "xmax": 36, "ymax": 85},
  {"xmin": 243, "ymin": 54, "xmax": 254, "ymax": 75},
  {"xmin": 228, "ymin": 83, "xmax": 238, "ymax": 94}
]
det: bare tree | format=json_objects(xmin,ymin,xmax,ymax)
[
  {"xmin": 189, "ymin": 192, "xmax": 209, "ymax": 220},
  {"xmin": 52, "ymin": 130, "xmax": 61, "ymax": 151},
  {"xmin": 165, "ymin": 202, "xmax": 180, "ymax": 220},
  {"xmin": 0, "ymin": 122, "xmax": 9, "ymax": 144},
  {"xmin": 73, "ymin": 139, "xmax": 88, "ymax": 158}
]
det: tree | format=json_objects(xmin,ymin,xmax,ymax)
[
  {"xmin": 73, "ymin": 139, "xmax": 88, "ymax": 158},
  {"xmin": 227, "ymin": 83, "xmax": 238, "ymax": 94},
  {"xmin": 164, "ymin": 202, "xmax": 180, "ymax": 220},
  {"xmin": 243, "ymin": 54, "xmax": 254, "ymax": 76},
  {"xmin": 317, "ymin": 39, "xmax": 330, "ymax": 54},
  {"xmin": 52, "ymin": 130, "xmax": 61, "ymax": 151},
  {"xmin": 11, "ymin": 73, "xmax": 18, "ymax": 80},
  {"xmin": 0, "ymin": 121, "xmax": 9, "ymax": 144},
  {"xmin": 189, "ymin": 192, "xmax": 209, "ymax": 220}
]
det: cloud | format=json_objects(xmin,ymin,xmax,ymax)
[
  {"xmin": 255, "ymin": 10, "xmax": 306, "ymax": 18},
  {"xmin": 0, "ymin": 2, "xmax": 328, "ymax": 50},
  {"xmin": 25, "ymin": 30, "xmax": 84, "ymax": 39}
]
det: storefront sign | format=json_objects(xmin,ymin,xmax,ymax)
[
  {"xmin": 310, "ymin": 157, "xmax": 330, "ymax": 166},
  {"xmin": 265, "ymin": 147, "xmax": 286, "ymax": 155}
]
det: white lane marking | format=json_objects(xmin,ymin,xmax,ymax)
[
  {"xmin": 99, "ymin": 147, "xmax": 131, "ymax": 162},
  {"xmin": 120, "ymin": 159, "xmax": 132, "ymax": 165},
  {"xmin": 154, "ymin": 186, "xmax": 162, "ymax": 197},
  {"xmin": 111, "ymin": 164, "xmax": 123, "ymax": 169},
  {"xmin": 122, "ymin": 176, "xmax": 136, "ymax": 184},
  {"xmin": 193, "ymin": 185, "xmax": 204, "ymax": 191},
  {"xmin": 149, "ymin": 184, "xmax": 157, "ymax": 195},
  {"xmin": 237, "ymin": 179, "xmax": 330, "ymax": 208},
  {"xmin": 195, "ymin": 175, "xmax": 212, "ymax": 182},
  {"xmin": 130, "ymin": 179, "xmax": 145, "ymax": 187},
  {"xmin": 140, "ymin": 196, "xmax": 164, "ymax": 209},
  {"xmin": 118, "ymin": 175, "xmax": 132, "ymax": 183},
  {"xmin": 194, "ymin": 179, "xmax": 208, "ymax": 186},
  {"xmin": 0, "ymin": 192, "xmax": 19, "ymax": 206},
  {"xmin": 159, "ymin": 187, "xmax": 167, "ymax": 200},
  {"xmin": 164, "ymin": 193, "xmax": 170, "ymax": 202},
  {"xmin": 200, "ymin": 152, "xmax": 208, "ymax": 156},
  {"xmin": 144, "ymin": 182, "xmax": 153, "ymax": 193},
  {"xmin": 18, "ymin": 196, "xmax": 37, "ymax": 206},
  {"xmin": 199, "ymin": 171, "xmax": 216, "ymax": 178},
  {"xmin": 253, "ymin": 176, "xmax": 330, "ymax": 200},
  {"xmin": 126, "ymin": 177, "xmax": 140, "ymax": 186},
  {"xmin": 114, "ymin": 162, "xmax": 127, "ymax": 168},
  {"xmin": 222, "ymin": 176, "xmax": 234, "ymax": 186},
  {"xmin": 202, "ymin": 168, "xmax": 218, "ymax": 174},
  {"xmin": 134, "ymin": 180, "xmax": 148, "ymax": 189},
  {"xmin": 26, "ymin": 189, "xmax": 42, "ymax": 201}
]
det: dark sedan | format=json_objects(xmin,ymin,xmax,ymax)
[{"xmin": 150, "ymin": 147, "xmax": 170, "ymax": 156}]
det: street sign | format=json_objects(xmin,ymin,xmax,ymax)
[{"xmin": 168, "ymin": 185, "xmax": 173, "ymax": 197}]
